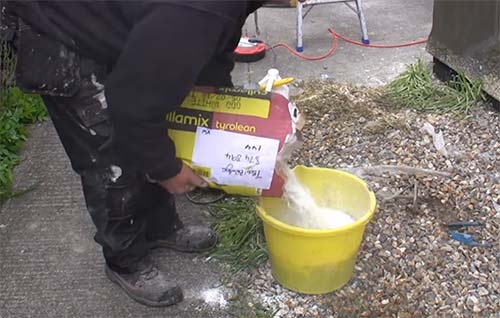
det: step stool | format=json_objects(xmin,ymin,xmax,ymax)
[{"xmin": 297, "ymin": 0, "xmax": 369, "ymax": 52}]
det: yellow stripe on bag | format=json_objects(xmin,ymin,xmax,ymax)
[
  {"xmin": 168, "ymin": 129, "xmax": 195, "ymax": 160},
  {"xmin": 181, "ymin": 91, "xmax": 270, "ymax": 118},
  {"xmin": 222, "ymin": 186, "xmax": 260, "ymax": 196},
  {"xmin": 192, "ymin": 166, "xmax": 211, "ymax": 178}
]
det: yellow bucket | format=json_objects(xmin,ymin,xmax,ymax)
[{"xmin": 256, "ymin": 166, "xmax": 376, "ymax": 294}]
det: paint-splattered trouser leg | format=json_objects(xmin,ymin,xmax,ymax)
[{"xmin": 41, "ymin": 62, "xmax": 180, "ymax": 273}]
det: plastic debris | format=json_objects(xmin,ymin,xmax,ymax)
[
  {"xmin": 449, "ymin": 231, "xmax": 491, "ymax": 247},
  {"xmin": 421, "ymin": 122, "xmax": 449, "ymax": 157},
  {"xmin": 447, "ymin": 221, "xmax": 492, "ymax": 247},
  {"xmin": 447, "ymin": 221, "xmax": 482, "ymax": 228}
]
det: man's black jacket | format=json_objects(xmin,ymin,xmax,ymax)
[{"xmin": 7, "ymin": 1, "xmax": 266, "ymax": 180}]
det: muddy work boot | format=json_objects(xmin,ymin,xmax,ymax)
[
  {"xmin": 153, "ymin": 225, "xmax": 218, "ymax": 253},
  {"xmin": 105, "ymin": 259, "xmax": 183, "ymax": 307}
]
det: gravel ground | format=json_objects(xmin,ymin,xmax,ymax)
[{"xmin": 246, "ymin": 81, "xmax": 500, "ymax": 318}]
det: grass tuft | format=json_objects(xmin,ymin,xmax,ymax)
[
  {"xmin": 209, "ymin": 196, "xmax": 268, "ymax": 273},
  {"xmin": 385, "ymin": 59, "xmax": 484, "ymax": 113}
]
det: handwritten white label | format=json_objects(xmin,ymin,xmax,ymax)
[{"xmin": 192, "ymin": 127, "xmax": 280, "ymax": 189}]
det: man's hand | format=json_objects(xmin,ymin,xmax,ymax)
[{"xmin": 158, "ymin": 163, "xmax": 208, "ymax": 194}]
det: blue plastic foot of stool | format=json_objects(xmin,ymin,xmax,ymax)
[
  {"xmin": 362, "ymin": 38, "xmax": 370, "ymax": 45},
  {"xmin": 296, "ymin": 46, "xmax": 304, "ymax": 52}
]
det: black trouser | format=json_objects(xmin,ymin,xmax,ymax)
[{"xmin": 42, "ymin": 61, "xmax": 181, "ymax": 273}]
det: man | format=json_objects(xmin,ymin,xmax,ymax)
[{"xmin": 3, "ymin": 0, "xmax": 268, "ymax": 307}]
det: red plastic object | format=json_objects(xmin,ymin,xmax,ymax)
[{"xmin": 234, "ymin": 37, "xmax": 266, "ymax": 62}]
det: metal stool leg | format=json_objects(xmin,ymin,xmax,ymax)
[
  {"xmin": 297, "ymin": 1, "xmax": 304, "ymax": 52},
  {"xmin": 355, "ymin": 0, "xmax": 370, "ymax": 44},
  {"xmin": 297, "ymin": 0, "xmax": 369, "ymax": 51},
  {"xmin": 254, "ymin": 11, "xmax": 260, "ymax": 36}
]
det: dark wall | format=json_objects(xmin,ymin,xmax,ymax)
[{"xmin": 428, "ymin": 0, "xmax": 500, "ymax": 100}]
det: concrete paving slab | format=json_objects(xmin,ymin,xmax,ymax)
[
  {"xmin": 0, "ymin": 121, "xmax": 229, "ymax": 318},
  {"xmin": 232, "ymin": 0, "xmax": 433, "ymax": 87}
]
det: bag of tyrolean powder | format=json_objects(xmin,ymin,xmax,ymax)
[{"xmin": 166, "ymin": 84, "xmax": 302, "ymax": 197}]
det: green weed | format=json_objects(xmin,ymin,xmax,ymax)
[
  {"xmin": 209, "ymin": 196, "xmax": 268, "ymax": 273},
  {"xmin": 0, "ymin": 87, "xmax": 46, "ymax": 202},
  {"xmin": 385, "ymin": 59, "xmax": 484, "ymax": 113},
  {"xmin": 0, "ymin": 39, "xmax": 16, "ymax": 90},
  {"xmin": 1, "ymin": 39, "xmax": 46, "ymax": 202}
]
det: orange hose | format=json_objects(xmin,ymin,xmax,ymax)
[{"xmin": 267, "ymin": 28, "xmax": 427, "ymax": 61}]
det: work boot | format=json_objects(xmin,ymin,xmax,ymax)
[
  {"xmin": 153, "ymin": 225, "xmax": 218, "ymax": 253},
  {"xmin": 105, "ymin": 258, "xmax": 183, "ymax": 307}
]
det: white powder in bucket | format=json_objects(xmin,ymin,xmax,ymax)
[{"xmin": 280, "ymin": 165, "xmax": 355, "ymax": 230}]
